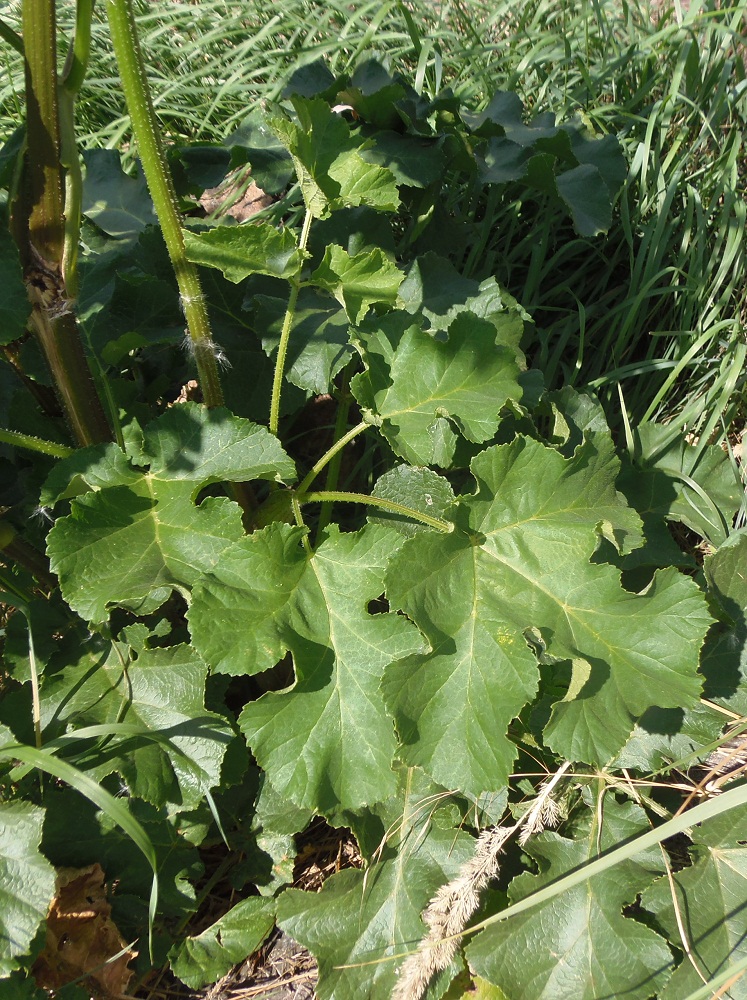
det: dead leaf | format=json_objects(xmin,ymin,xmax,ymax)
[{"xmin": 32, "ymin": 863, "xmax": 136, "ymax": 998}]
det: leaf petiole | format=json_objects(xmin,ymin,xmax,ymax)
[{"xmin": 298, "ymin": 490, "xmax": 454, "ymax": 533}]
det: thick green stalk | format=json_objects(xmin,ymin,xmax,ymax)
[
  {"xmin": 104, "ymin": 0, "xmax": 223, "ymax": 407},
  {"xmin": 21, "ymin": 0, "xmax": 112, "ymax": 446}
]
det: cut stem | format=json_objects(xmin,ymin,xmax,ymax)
[{"xmin": 104, "ymin": 0, "xmax": 223, "ymax": 407}]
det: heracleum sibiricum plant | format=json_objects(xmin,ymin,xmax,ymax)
[{"xmin": 0, "ymin": 4, "xmax": 746, "ymax": 998}]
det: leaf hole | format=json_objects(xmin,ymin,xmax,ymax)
[{"xmin": 367, "ymin": 594, "xmax": 389, "ymax": 615}]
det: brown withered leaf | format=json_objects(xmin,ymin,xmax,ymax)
[{"xmin": 32, "ymin": 863, "xmax": 136, "ymax": 998}]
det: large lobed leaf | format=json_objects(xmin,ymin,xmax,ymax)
[
  {"xmin": 466, "ymin": 797, "xmax": 672, "ymax": 999},
  {"xmin": 45, "ymin": 405, "xmax": 295, "ymax": 622},
  {"xmin": 352, "ymin": 310, "xmax": 525, "ymax": 467},
  {"xmin": 382, "ymin": 434, "xmax": 710, "ymax": 797},
  {"xmin": 277, "ymin": 767, "xmax": 476, "ymax": 1000},
  {"xmin": 190, "ymin": 523, "xmax": 424, "ymax": 813},
  {"xmin": 36, "ymin": 642, "xmax": 234, "ymax": 811},
  {"xmin": 642, "ymin": 803, "xmax": 747, "ymax": 999}
]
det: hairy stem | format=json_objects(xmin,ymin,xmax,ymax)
[
  {"xmin": 59, "ymin": 0, "xmax": 94, "ymax": 297},
  {"xmin": 299, "ymin": 491, "xmax": 454, "ymax": 533},
  {"xmin": 104, "ymin": 0, "xmax": 224, "ymax": 406},
  {"xmin": 269, "ymin": 208, "xmax": 312, "ymax": 435},
  {"xmin": 295, "ymin": 420, "xmax": 368, "ymax": 496},
  {"xmin": 0, "ymin": 427, "xmax": 73, "ymax": 458},
  {"xmin": 20, "ymin": 0, "xmax": 111, "ymax": 446}
]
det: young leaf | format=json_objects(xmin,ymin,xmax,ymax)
[
  {"xmin": 0, "ymin": 800, "xmax": 55, "ymax": 977},
  {"xmin": 169, "ymin": 897, "xmax": 275, "ymax": 989},
  {"xmin": 309, "ymin": 244, "xmax": 403, "ymax": 324},
  {"xmin": 641, "ymin": 803, "xmax": 747, "ymax": 999},
  {"xmin": 182, "ymin": 223, "xmax": 304, "ymax": 282},
  {"xmin": 352, "ymin": 311, "xmax": 524, "ymax": 467},
  {"xmin": 193, "ymin": 523, "xmax": 423, "ymax": 813},
  {"xmin": 277, "ymin": 767, "xmax": 476, "ymax": 1000},
  {"xmin": 382, "ymin": 435, "xmax": 708, "ymax": 796},
  {"xmin": 46, "ymin": 405, "xmax": 295, "ymax": 622},
  {"xmin": 466, "ymin": 797, "xmax": 672, "ymax": 1000}
]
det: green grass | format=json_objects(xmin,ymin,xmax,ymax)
[{"xmin": 0, "ymin": 0, "xmax": 744, "ymax": 449}]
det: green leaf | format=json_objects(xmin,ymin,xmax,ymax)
[
  {"xmin": 268, "ymin": 97, "xmax": 399, "ymax": 218},
  {"xmin": 706, "ymin": 530, "xmax": 747, "ymax": 624},
  {"xmin": 192, "ymin": 523, "xmax": 423, "ymax": 812},
  {"xmin": 400, "ymin": 253, "xmax": 530, "ymax": 340},
  {"xmin": 169, "ymin": 897, "xmax": 275, "ymax": 989},
  {"xmin": 182, "ymin": 223, "xmax": 303, "ymax": 282},
  {"xmin": 352, "ymin": 311, "xmax": 524, "ymax": 467},
  {"xmin": 370, "ymin": 464, "xmax": 456, "ymax": 537},
  {"xmin": 642, "ymin": 803, "xmax": 747, "ymax": 999},
  {"xmin": 82, "ymin": 149, "xmax": 157, "ymax": 238},
  {"xmin": 382, "ymin": 435, "xmax": 707, "ymax": 796},
  {"xmin": 46, "ymin": 404, "xmax": 295, "ymax": 622},
  {"xmin": 466, "ymin": 797, "xmax": 672, "ymax": 1000},
  {"xmin": 38, "ymin": 642, "xmax": 234, "ymax": 811},
  {"xmin": 310, "ymin": 244, "xmax": 403, "ymax": 324},
  {"xmin": 277, "ymin": 767, "xmax": 476, "ymax": 1000},
  {"xmin": 0, "ymin": 801, "xmax": 55, "ymax": 977},
  {"xmin": 0, "ymin": 227, "xmax": 30, "ymax": 346},
  {"xmin": 360, "ymin": 130, "xmax": 446, "ymax": 188}
]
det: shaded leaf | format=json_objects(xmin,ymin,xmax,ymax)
[
  {"xmin": 0, "ymin": 227, "xmax": 30, "ymax": 346},
  {"xmin": 37, "ymin": 642, "xmax": 233, "ymax": 811},
  {"xmin": 82, "ymin": 150, "xmax": 157, "ymax": 238},
  {"xmin": 370, "ymin": 464, "xmax": 455, "ymax": 537},
  {"xmin": 642, "ymin": 803, "xmax": 747, "ymax": 999},
  {"xmin": 0, "ymin": 801, "xmax": 55, "ymax": 977},
  {"xmin": 224, "ymin": 109, "xmax": 294, "ymax": 194}
]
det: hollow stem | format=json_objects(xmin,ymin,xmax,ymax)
[
  {"xmin": 269, "ymin": 208, "xmax": 312, "ymax": 436},
  {"xmin": 104, "ymin": 0, "xmax": 223, "ymax": 406},
  {"xmin": 299, "ymin": 491, "xmax": 454, "ymax": 533}
]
